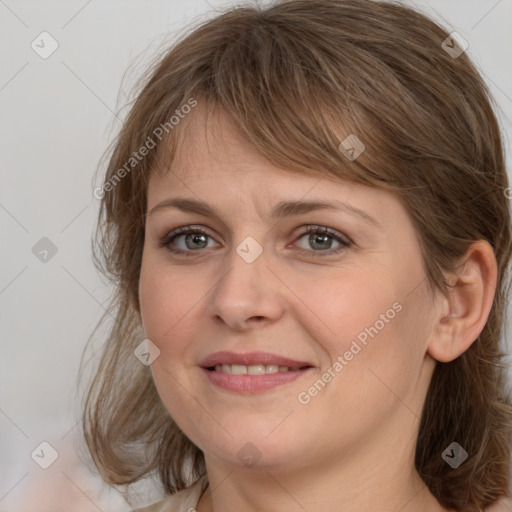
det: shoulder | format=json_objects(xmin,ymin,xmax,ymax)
[
  {"xmin": 131, "ymin": 476, "xmax": 207, "ymax": 512},
  {"xmin": 485, "ymin": 497, "xmax": 512, "ymax": 511}
]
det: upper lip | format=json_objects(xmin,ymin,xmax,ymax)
[{"xmin": 199, "ymin": 351, "xmax": 314, "ymax": 370}]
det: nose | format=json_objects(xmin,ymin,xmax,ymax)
[{"xmin": 205, "ymin": 244, "xmax": 285, "ymax": 331}]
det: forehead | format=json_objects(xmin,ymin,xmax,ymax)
[
  {"xmin": 147, "ymin": 103, "xmax": 401, "ymax": 225},
  {"xmin": 152, "ymin": 104, "xmax": 347, "ymax": 194},
  {"xmin": 165, "ymin": 104, "xmax": 282, "ymax": 178}
]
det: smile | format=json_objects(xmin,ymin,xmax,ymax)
[
  {"xmin": 212, "ymin": 363, "xmax": 307, "ymax": 374},
  {"xmin": 201, "ymin": 366, "xmax": 314, "ymax": 393},
  {"xmin": 199, "ymin": 350, "xmax": 315, "ymax": 393}
]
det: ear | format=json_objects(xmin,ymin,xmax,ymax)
[{"xmin": 427, "ymin": 240, "xmax": 498, "ymax": 363}]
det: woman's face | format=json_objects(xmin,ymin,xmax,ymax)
[{"xmin": 139, "ymin": 106, "xmax": 441, "ymax": 475}]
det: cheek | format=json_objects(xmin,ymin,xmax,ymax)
[
  {"xmin": 138, "ymin": 259, "xmax": 201, "ymax": 422},
  {"xmin": 325, "ymin": 297, "xmax": 428, "ymax": 418},
  {"xmin": 291, "ymin": 269, "xmax": 401, "ymax": 358},
  {"xmin": 138, "ymin": 256, "xmax": 197, "ymax": 353},
  {"xmin": 295, "ymin": 271, "xmax": 419, "ymax": 403},
  {"xmin": 139, "ymin": 262, "xmax": 169, "ymax": 336}
]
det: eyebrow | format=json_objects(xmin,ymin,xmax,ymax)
[{"xmin": 147, "ymin": 197, "xmax": 382, "ymax": 228}]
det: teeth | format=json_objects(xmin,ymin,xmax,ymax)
[{"xmin": 213, "ymin": 364, "xmax": 298, "ymax": 374}]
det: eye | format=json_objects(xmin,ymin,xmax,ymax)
[
  {"xmin": 292, "ymin": 225, "xmax": 351, "ymax": 257},
  {"xmin": 159, "ymin": 225, "xmax": 219, "ymax": 255},
  {"xmin": 159, "ymin": 224, "xmax": 352, "ymax": 257}
]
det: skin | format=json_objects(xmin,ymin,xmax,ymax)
[{"xmin": 138, "ymin": 105, "xmax": 497, "ymax": 512}]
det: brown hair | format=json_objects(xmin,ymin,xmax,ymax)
[{"xmin": 80, "ymin": 0, "xmax": 512, "ymax": 509}]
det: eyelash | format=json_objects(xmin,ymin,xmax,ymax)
[{"xmin": 158, "ymin": 225, "xmax": 352, "ymax": 258}]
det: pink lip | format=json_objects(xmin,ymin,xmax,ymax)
[
  {"xmin": 200, "ymin": 366, "xmax": 314, "ymax": 393},
  {"xmin": 198, "ymin": 351, "xmax": 313, "ymax": 370},
  {"xmin": 198, "ymin": 351, "xmax": 315, "ymax": 394}
]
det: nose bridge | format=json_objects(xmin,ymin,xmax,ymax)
[
  {"xmin": 206, "ymin": 236, "xmax": 284, "ymax": 328},
  {"xmin": 215, "ymin": 236, "xmax": 266, "ymax": 304}
]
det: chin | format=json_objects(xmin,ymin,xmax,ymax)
[{"xmin": 206, "ymin": 432, "xmax": 294, "ymax": 469}]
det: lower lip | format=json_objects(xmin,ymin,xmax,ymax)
[{"xmin": 200, "ymin": 367, "xmax": 313, "ymax": 393}]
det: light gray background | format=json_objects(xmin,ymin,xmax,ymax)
[{"xmin": 1, "ymin": 1, "xmax": 511, "ymax": 510}]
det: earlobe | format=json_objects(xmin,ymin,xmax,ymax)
[{"xmin": 427, "ymin": 240, "xmax": 497, "ymax": 363}]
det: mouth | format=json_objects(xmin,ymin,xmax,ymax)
[
  {"xmin": 199, "ymin": 350, "xmax": 314, "ymax": 371},
  {"xmin": 204, "ymin": 364, "xmax": 313, "ymax": 375},
  {"xmin": 198, "ymin": 351, "xmax": 315, "ymax": 393}
]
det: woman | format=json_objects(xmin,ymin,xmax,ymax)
[{"xmin": 81, "ymin": 1, "xmax": 512, "ymax": 510}]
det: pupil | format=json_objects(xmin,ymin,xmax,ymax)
[
  {"xmin": 311, "ymin": 233, "xmax": 331, "ymax": 250},
  {"xmin": 187, "ymin": 233, "xmax": 207, "ymax": 250}
]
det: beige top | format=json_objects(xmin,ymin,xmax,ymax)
[
  {"xmin": 132, "ymin": 476, "xmax": 207, "ymax": 512},
  {"xmin": 130, "ymin": 476, "xmax": 511, "ymax": 512},
  {"xmin": 487, "ymin": 497, "xmax": 512, "ymax": 512}
]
